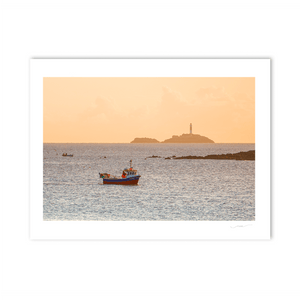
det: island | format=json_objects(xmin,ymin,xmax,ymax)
[
  {"xmin": 162, "ymin": 133, "xmax": 214, "ymax": 144},
  {"xmin": 130, "ymin": 124, "xmax": 215, "ymax": 143},
  {"xmin": 130, "ymin": 137, "xmax": 160, "ymax": 143},
  {"xmin": 165, "ymin": 150, "xmax": 255, "ymax": 161}
]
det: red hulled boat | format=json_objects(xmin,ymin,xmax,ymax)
[{"xmin": 99, "ymin": 160, "xmax": 141, "ymax": 185}]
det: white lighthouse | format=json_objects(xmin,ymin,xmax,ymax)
[{"xmin": 190, "ymin": 123, "xmax": 192, "ymax": 134}]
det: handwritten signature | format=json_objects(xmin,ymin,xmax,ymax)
[{"xmin": 230, "ymin": 224, "xmax": 253, "ymax": 229}]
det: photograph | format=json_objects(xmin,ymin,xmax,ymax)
[
  {"xmin": 5, "ymin": 3, "xmax": 292, "ymax": 298},
  {"xmin": 43, "ymin": 76, "xmax": 255, "ymax": 221}
]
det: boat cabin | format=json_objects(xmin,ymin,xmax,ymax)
[
  {"xmin": 124, "ymin": 168, "xmax": 137, "ymax": 176},
  {"xmin": 123, "ymin": 160, "xmax": 137, "ymax": 177}
]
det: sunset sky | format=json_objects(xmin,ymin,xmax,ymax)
[{"xmin": 43, "ymin": 77, "xmax": 255, "ymax": 143}]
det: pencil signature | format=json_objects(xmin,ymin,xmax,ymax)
[{"xmin": 230, "ymin": 224, "xmax": 253, "ymax": 229}]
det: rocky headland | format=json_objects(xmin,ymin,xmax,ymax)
[{"xmin": 165, "ymin": 150, "xmax": 255, "ymax": 161}]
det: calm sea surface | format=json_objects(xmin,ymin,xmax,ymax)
[{"xmin": 43, "ymin": 143, "xmax": 255, "ymax": 221}]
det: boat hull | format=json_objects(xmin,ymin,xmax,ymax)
[{"xmin": 103, "ymin": 175, "xmax": 141, "ymax": 185}]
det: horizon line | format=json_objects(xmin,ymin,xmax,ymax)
[{"xmin": 43, "ymin": 142, "xmax": 255, "ymax": 144}]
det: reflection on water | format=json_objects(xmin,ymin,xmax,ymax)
[{"xmin": 43, "ymin": 143, "xmax": 255, "ymax": 221}]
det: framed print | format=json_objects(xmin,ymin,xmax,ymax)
[{"xmin": 30, "ymin": 58, "xmax": 270, "ymax": 239}]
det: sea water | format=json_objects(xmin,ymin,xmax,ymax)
[{"xmin": 43, "ymin": 143, "xmax": 255, "ymax": 221}]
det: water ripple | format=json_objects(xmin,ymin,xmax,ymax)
[{"xmin": 43, "ymin": 143, "xmax": 255, "ymax": 221}]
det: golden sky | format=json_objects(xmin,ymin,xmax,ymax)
[{"xmin": 43, "ymin": 77, "xmax": 255, "ymax": 143}]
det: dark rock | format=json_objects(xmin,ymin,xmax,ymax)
[
  {"xmin": 146, "ymin": 155, "xmax": 161, "ymax": 159},
  {"xmin": 172, "ymin": 150, "xmax": 255, "ymax": 161}
]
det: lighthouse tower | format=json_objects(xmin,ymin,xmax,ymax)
[{"xmin": 190, "ymin": 123, "xmax": 192, "ymax": 134}]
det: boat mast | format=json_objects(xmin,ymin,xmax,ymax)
[{"xmin": 130, "ymin": 159, "xmax": 132, "ymax": 168}]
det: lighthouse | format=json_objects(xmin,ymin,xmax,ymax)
[{"xmin": 190, "ymin": 123, "xmax": 192, "ymax": 134}]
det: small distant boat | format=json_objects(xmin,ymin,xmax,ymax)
[
  {"xmin": 100, "ymin": 160, "xmax": 141, "ymax": 185},
  {"xmin": 62, "ymin": 153, "xmax": 73, "ymax": 157}
]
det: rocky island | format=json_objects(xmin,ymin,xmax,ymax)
[
  {"xmin": 130, "ymin": 124, "xmax": 214, "ymax": 143},
  {"xmin": 130, "ymin": 133, "xmax": 214, "ymax": 143},
  {"xmin": 130, "ymin": 137, "xmax": 160, "ymax": 143},
  {"xmin": 162, "ymin": 133, "xmax": 214, "ymax": 143}
]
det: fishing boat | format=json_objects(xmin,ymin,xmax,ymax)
[
  {"xmin": 62, "ymin": 153, "xmax": 73, "ymax": 157},
  {"xmin": 100, "ymin": 160, "xmax": 141, "ymax": 185}
]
